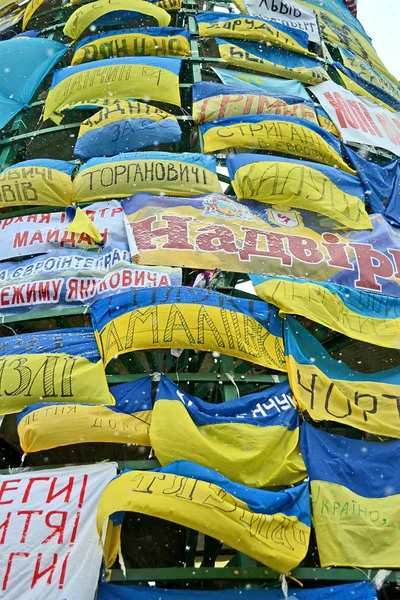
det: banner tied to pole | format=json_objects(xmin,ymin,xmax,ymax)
[
  {"xmin": 301, "ymin": 422, "xmax": 400, "ymax": 568},
  {"xmin": 0, "ymin": 463, "xmax": 117, "ymax": 599},
  {"xmin": 90, "ymin": 287, "xmax": 286, "ymax": 370},
  {"xmin": 0, "ymin": 328, "xmax": 113, "ymax": 414},
  {"xmin": 151, "ymin": 375, "xmax": 306, "ymax": 487},
  {"xmin": 96, "ymin": 460, "xmax": 311, "ymax": 573}
]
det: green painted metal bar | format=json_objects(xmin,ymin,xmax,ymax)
[
  {"xmin": 109, "ymin": 566, "xmax": 400, "ymax": 583},
  {"xmin": 106, "ymin": 373, "xmax": 288, "ymax": 383}
]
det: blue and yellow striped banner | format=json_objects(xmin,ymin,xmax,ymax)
[
  {"xmin": 226, "ymin": 154, "xmax": 371, "ymax": 229},
  {"xmin": 97, "ymin": 460, "xmax": 310, "ymax": 573},
  {"xmin": 90, "ymin": 287, "xmax": 286, "ymax": 370},
  {"xmin": 215, "ymin": 38, "xmax": 329, "ymax": 85},
  {"xmin": 301, "ymin": 421, "xmax": 400, "ymax": 568},
  {"xmin": 151, "ymin": 375, "xmax": 305, "ymax": 487},
  {"xmin": 44, "ymin": 57, "xmax": 182, "ymax": 124},
  {"xmin": 0, "ymin": 159, "xmax": 74, "ymax": 208},
  {"xmin": 71, "ymin": 27, "xmax": 190, "ymax": 65},
  {"xmin": 201, "ymin": 114, "xmax": 354, "ymax": 173},
  {"xmin": 196, "ymin": 12, "xmax": 312, "ymax": 55},
  {"xmin": 285, "ymin": 316, "xmax": 400, "ymax": 437},
  {"xmin": 74, "ymin": 100, "xmax": 181, "ymax": 159},
  {"xmin": 16, "ymin": 376, "xmax": 152, "ymax": 454},
  {"xmin": 64, "ymin": 0, "xmax": 171, "ymax": 41},
  {"xmin": 192, "ymin": 81, "xmax": 318, "ymax": 124},
  {"xmin": 73, "ymin": 152, "xmax": 221, "ymax": 202},
  {"xmin": 0, "ymin": 328, "xmax": 113, "ymax": 414}
]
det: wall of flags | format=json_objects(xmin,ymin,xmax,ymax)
[{"xmin": 0, "ymin": 0, "xmax": 398, "ymax": 597}]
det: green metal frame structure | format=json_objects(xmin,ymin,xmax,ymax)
[{"xmin": 0, "ymin": 0, "xmax": 399, "ymax": 596}]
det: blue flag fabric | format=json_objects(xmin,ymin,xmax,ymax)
[
  {"xmin": 212, "ymin": 66, "xmax": 310, "ymax": 99},
  {"xmin": 97, "ymin": 581, "xmax": 377, "ymax": 599},
  {"xmin": 0, "ymin": 37, "xmax": 67, "ymax": 129},
  {"xmin": 344, "ymin": 146, "xmax": 400, "ymax": 228}
]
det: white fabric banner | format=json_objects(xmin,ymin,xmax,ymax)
[
  {"xmin": 0, "ymin": 463, "xmax": 117, "ymax": 600},
  {"xmin": 312, "ymin": 81, "xmax": 400, "ymax": 156},
  {"xmin": 243, "ymin": 0, "xmax": 320, "ymax": 43},
  {"xmin": 0, "ymin": 200, "xmax": 129, "ymax": 262}
]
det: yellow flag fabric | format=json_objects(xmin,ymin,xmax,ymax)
[
  {"xmin": 201, "ymin": 115, "xmax": 354, "ymax": 174},
  {"xmin": 73, "ymin": 152, "xmax": 222, "ymax": 202},
  {"xmin": 301, "ymin": 422, "xmax": 400, "ymax": 568},
  {"xmin": 44, "ymin": 58, "xmax": 182, "ymax": 124},
  {"xmin": 65, "ymin": 206, "xmax": 104, "ymax": 244},
  {"xmin": 226, "ymin": 154, "xmax": 371, "ymax": 230},
  {"xmin": 192, "ymin": 81, "xmax": 319, "ymax": 125},
  {"xmin": 22, "ymin": 0, "xmax": 44, "ymax": 30},
  {"xmin": 253, "ymin": 278, "xmax": 400, "ymax": 350},
  {"xmin": 0, "ymin": 328, "xmax": 112, "ymax": 415},
  {"xmin": 16, "ymin": 377, "xmax": 152, "ymax": 454},
  {"xmin": 216, "ymin": 38, "xmax": 329, "ymax": 86},
  {"xmin": 196, "ymin": 12, "xmax": 313, "ymax": 56},
  {"xmin": 285, "ymin": 317, "xmax": 400, "ymax": 438},
  {"xmin": 90, "ymin": 287, "xmax": 286, "ymax": 371},
  {"xmin": 151, "ymin": 376, "xmax": 306, "ymax": 487},
  {"xmin": 0, "ymin": 159, "xmax": 74, "ymax": 209},
  {"xmin": 71, "ymin": 28, "xmax": 191, "ymax": 65},
  {"xmin": 63, "ymin": 0, "xmax": 170, "ymax": 41},
  {"xmin": 297, "ymin": 0, "xmax": 398, "ymax": 86},
  {"xmin": 335, "ymin": 69, "xmax": 396, "ymax": 112},
  {"xmin": 97, "ymin": 461, "xmax": 311, "ymax": 573}
]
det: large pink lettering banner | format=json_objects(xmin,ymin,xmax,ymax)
[
  {"xmin": 312, "ymin": 81, "xmax": 400, "ymax": 156},
  {"xmin": 0, "ymin": 463, "xmax": 116, "ymax": 599}
]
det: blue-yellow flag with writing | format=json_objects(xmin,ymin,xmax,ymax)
[
  {"xmin": 16, "ymin": 376, "xmax": 152, "ymax": 455},
  {"xmin": 285, "ymin": 317, "xmax": 400, "ymax": 438},
  {"xmin": 301, "ymin": 422, "xmax": 400, "ymax": 568},
  {"xmin": 97, "ymin": 460, "xmax": 310, "ymax": 573},
  {"xmin": 90, "ymin": 287, "xmax": 286, "ymax": 371},
  {"xmin": 151, "ymin": 375, "xmax": 305, "ymax": 487}
]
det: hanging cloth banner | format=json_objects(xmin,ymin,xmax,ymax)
[
  {"xmin": 0, "ymin": 249, "xmax": 182, "ymax": 316},
  {"xmin": 0, "ymin": 38, "xmax": 66, "ymax": 130},
  {"xmin": 16, "ymin": 376, "xmax": 152, "ymax": 455},
  {"xmin": 71, "ymin": 27, "xmax": 191, "ymax": 65},
  {"xmin": 73, "ymin": 152, "xmax": 222, "ymax": 202},
  {"xmin": 0, "ymin": 159, "xmax": 74, "ymax": 209},
  {"xmin": 0, "ymin": 327, "xmax": 113, "ymax": 414},
  {"xmin": 74, "ymin": 100, "xmax": 181, "ymax": 159},
  {"xmin": 311, "ymin": 81, "xmax": 400, "ymax": 157},
  {"xmin": 22, "ymin": 0, "xmax": 45, "ymax": 30},
  {"xmin": 151, "ymin": 375, "xmax": 306, "ymax": 487},
  {"xmin": 212, "ymin": 66, "xmax": 310, "ymax": 99},
  {"xmin": 97, "ymin": 582, "xmax": 378, "ymax": 600},
  {"xmin": 344, "ymin": 147, "xmax": 400, "ymax": 228},
  {"xmin": 334, "ymin": 47, "xmax": 400, "ymax": 111},
  {"xmin": 226, "ymin": 154, "xmax": 371, "ymax": 229},
  {"xmin": 196, "ymin": 12, "xmax": 311, "ymax": 55},
  {"xmin": 0, "ymin": 200, "xmax": 128, "ymax": 261},
  {"xmin": 192, "ymin": 81, "xmax": 318, "ymax": 124},
  {"xmin": 316, "ymin": 105, "xmax": 340, "ymax": 137},
  {"xmin": 90, "ymin": 287, "xmax": 286, "ymax": 370},
  {"xmin": 285, "ymin": 317, "xmax": 400, "ymax": 438},
  {"xmin": 215, "ymin": 38, "xmax": 329, "ymax": 85},
  {"xmin": 63, "ymin": 0, "xmax": 171, "ymax": 41},
  {"xmin": 125, "ymin": 193, "xmax": 400, "ymax": 297},
  {"xmin": 201, "ymin": 114, "xmax": 354, "ymax": 173},
  {"xmin": 297, "ymin": 0, "xmax": 396, "ymax": 85},
  {"xmin": 44, "ymin": 57, "xmax": 182, "ymax": 124},
  {"xmin": 0, "ymin": 463, "xmax": 117, "ymax": 600},
  {"xmin": 97, "ymin": 460, "xmax": 310, "ymax": 573},
  {"xmin": 243, "ymin": 0, "xmax": 320, "ymax": 44},
  {"xmin": 253, "ymin": 277, "xmax": 400, "ymax": 349},
  {"xmin": 301, "ymin": 422, "xmax": 400, "ymax": 568}
]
